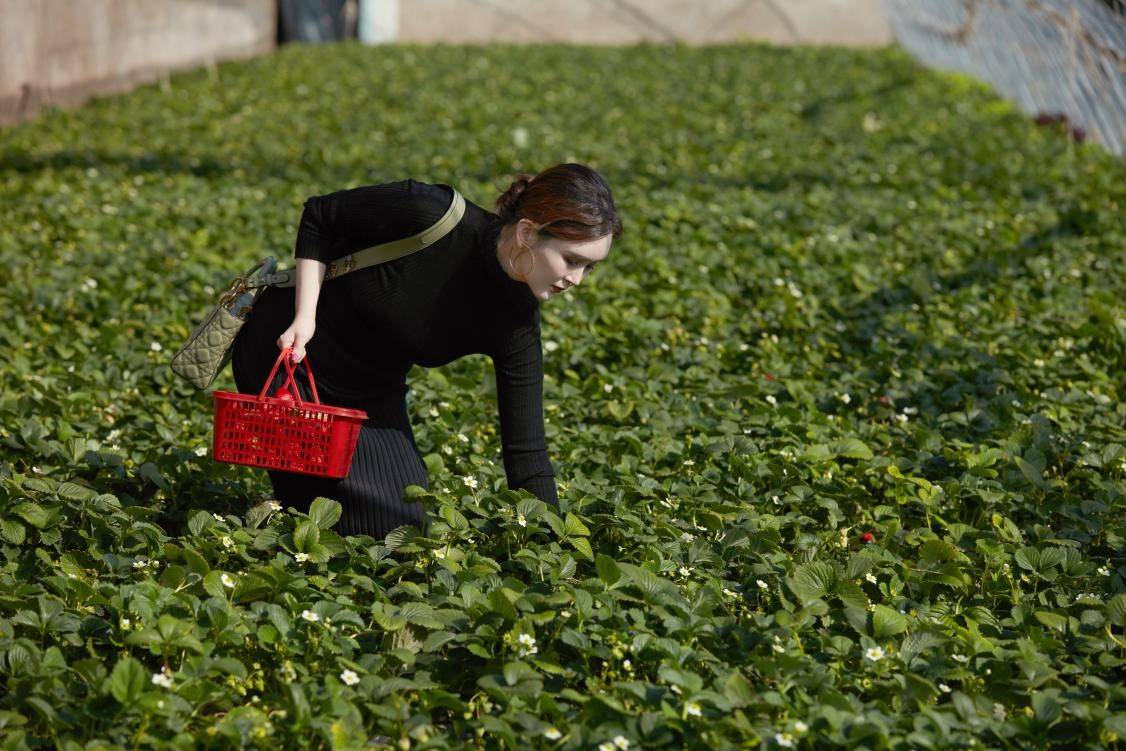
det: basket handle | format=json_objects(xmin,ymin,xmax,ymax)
[{"xmin": 259, "ymin": 347, "xmax": 322, "ymax": 405}]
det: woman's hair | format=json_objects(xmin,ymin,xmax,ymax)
[{"xmin": 494, "ymin": 163, "xmax": 623, "ymax": 243}]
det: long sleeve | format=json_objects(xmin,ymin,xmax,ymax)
[
  {"xmin": 293, "ymin": 179, "xmax": 451, "ymax": 263},
  {"xmin": 491, "ymin": 306, "xmax": 560, "ymax": 511}
]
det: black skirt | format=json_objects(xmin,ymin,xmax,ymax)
[{"xmin": 230, "ymin": 285, "xmax": 430, "ymax": 540}]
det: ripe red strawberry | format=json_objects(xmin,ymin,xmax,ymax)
[{"xmin": 860, "ymin": 531, "xmax": 875, "ymax": 544}]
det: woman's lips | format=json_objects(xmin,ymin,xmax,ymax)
[{"xmin": 551, "ymin": 285, "xmax": 564, "ymax": 293}]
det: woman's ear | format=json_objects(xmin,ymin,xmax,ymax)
[{"xmin": 518, "ymin": 218, "xmax": 539, "ymax": 250}]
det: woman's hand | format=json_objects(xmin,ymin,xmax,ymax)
[{"xmin": 277, "ymin": 314, "xmax": 316, "ymax": 363}]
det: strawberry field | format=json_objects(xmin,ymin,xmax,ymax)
[{"xmin": 0, "ymin": 40, "xmax": 1124, "ymax": 750}]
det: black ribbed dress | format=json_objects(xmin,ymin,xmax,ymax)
[{"xmin": 230, "ymin": 179, "xmax": 559, "ymax": 539}]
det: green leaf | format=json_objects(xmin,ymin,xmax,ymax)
[
  {"xmin": 569, "ymin": 537, "xmax": 593, "ymax": 560},
  {"xmin": 108, "ymin": 657, "xmax": 147, "ymax": 704},
  {"xmin": 1034, "ymin": 611, "xmax": 1067, "ymax": 632},
  {"xmin": 787, "ymin": 561, "xmax": 836, "ymax": 604},
  {"xmin": 872, "ymin": 604, "xmax": 909, "ymax": 639},
  {"xmin": 307, "ymin": 497, "xmax": 341, "ymax": 530},
  {"xmin": 56, "ymin": 481, "xmax": 98, "ymax": 501},
  {"xmin": 187, "ymin": 511, "xmax": 213, "ymax": 536},
  {"xmin": 595, "ymin": 554, "xmax": 622, "ymax": 588},
  {"xmin": 563, "ymin": 513, "xmax": 590, "ymax": 538},
  {"xmin": 138, "ymin": 462, "xmax": 170, "ymax": 491},
  {"xmin": 293, "ymin": 520, "xmax": 320, "ymax": 552},
  {"xmin": 0, "ymin": 519, "xmax": 26, "ymax": 545},
  {"xmin": 12, "ymin": 501, "xmax": 53, "ymax": 528},
  {"xmin": 1107, "ymin": 594, "xmax": 1126, "ymax": 627},
  {"xmin": 488, "ymin": 588, "xmax": 518, "ymax": 621},
  {"xmin": 835, "ymin": 438, "xmax": 873, "ymax": 460}
]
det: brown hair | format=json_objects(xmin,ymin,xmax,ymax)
[{"xmin": 494, "ymin": 163, "xmax": 623, "ymax": 244}]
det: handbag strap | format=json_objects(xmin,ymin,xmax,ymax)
[{"xmin": 255, "ymin": 186, "xmax": 466, "ymax": 289}]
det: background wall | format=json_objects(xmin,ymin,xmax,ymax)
[
  {"xmin": 0, "ymin": 0, "xmax": 277, "ymax": 127},
  {"xmin": 382, "ymin": 0, "xmax": 893, "ymax": 46}
]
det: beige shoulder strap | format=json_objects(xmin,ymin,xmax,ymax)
[{"xmin": 259, "ymin": 186, "xmax": 466, "ymax": 288}]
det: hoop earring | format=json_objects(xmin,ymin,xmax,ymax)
[{"xmin": 507, "ymin": 245, "xmax": 536, "ymax": 281}]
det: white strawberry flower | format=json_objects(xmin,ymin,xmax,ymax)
[
  {"xmin": 685, "ymin": 701, "xmax": 702, "ymax": 717},
  {"xmin": 295, "ymin": 552, "xmax": 309, "ymax": 562},
  {"xmin": 517, "ymin": 514, "xmax": 527, "ymax": 527},
  {"xmin": 865, "ymin": 646, "xmax": 885, "ymax": 662},
  {"xmin": 678, "ymin": 566, "xmax": 690, "ymax": 577},
  {"xmin": 267, "ymin": 500, "xmax": 282, "ymax": 512},
  {"xmin": 939, "ymin": 683, "xmax": 952, "ymax": 693},
  {"xmin": 775, "ymin": 732, "xmax": 795, "ymax": 748},
  {"xmin": 765, "ymin": 395, "xmax": 777, "ymax": 406},
  {"xmin": 603, "ymin": 383, "xmax": 613, "ymax": 393},
  {"xmin": 194, "ymin": 446, "xmax": 208, "ymax": 457},
  {"xmin": 794, "ymin": 720, "xmax": 808, "ymax": 733},
  {"xmin": 462, "ymin": 475, "xmax": 478, "ymax": 490},
  {"xmin": 301, "ymin": 609, "xmax": 319, "ymax": 622},
  {"xmin": 865, "ymin": 573, "xmax": 878, "ymax": 583},
  {"xmin": 151, "ymin": 671, "xmax": 173, "ymax": 688},
  {"xmin": 543, "ymin": 727, "xmax": 562, "ymax": 740},
  {"xmin": 340, "ymin": 669, "xmax": 360, "ymax": 686},
  {"xmin": 132, "ymin": 558, "xmax": 149, "ymax": 569},
  {"xmin": 84, "ymin": 278, "xmax": 98, "ymax": 289},
  {"xmin": 839, "ymin": 392, "xmax": 851, "ymax": 404},
  {"xmin": 952, "ymin": 653, "xmax": 969, "ymax": 663},
  {"xmin": 220, "ymin": 573, "xmax": 235, "ymax": 588},
  {"xmin": 150, "ymin": 341, "xmax": 162, "ymax": 352},
  {"xmin": 756, "ymin": 579, "xmax": 768, "ymax": 590},
  {"xmin": 212, "ymin": 513, "xmax": 224, "ymax": 523},
  {"xmin": 612, "ymin": 736, "xmax": 630, "ymax": 750}
]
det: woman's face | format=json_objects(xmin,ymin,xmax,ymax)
[{"xmin": 514, "ymin": 219, "xmax": 612, "ymax": 302}]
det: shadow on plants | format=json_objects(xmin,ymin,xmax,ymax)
[{"xmin": 0, "ymin": 148, "xmax": 235, "ymax": 180}]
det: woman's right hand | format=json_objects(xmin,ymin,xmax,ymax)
[{"xmin": 277, "ymin": 314, "xmax": 316, "ymax": 363}]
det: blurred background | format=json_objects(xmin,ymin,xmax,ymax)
[{"xmin": 1, "ymin": 0, "xmax": 1123, "ymax": 154}]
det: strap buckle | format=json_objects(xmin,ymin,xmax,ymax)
[{"xmin": 326, "ymin": 254, "xmax": 356, "ymax": 279}]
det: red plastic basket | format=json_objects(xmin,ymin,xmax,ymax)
[{"xmin": 211, "ymin": 347, "xmax": 368, "ymax": 478}]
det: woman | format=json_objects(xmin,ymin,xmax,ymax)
[{"xmin": 230, "ymin": 163, "xmax": 622, "ymax": 540}]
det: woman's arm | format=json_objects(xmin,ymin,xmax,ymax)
[
  {"xmin": 492, "ymin": 308, "xmax": 561, "ymax": 512},
  {"xmin": 294, "ymin": 257, "xmax": 327, "ymax": 320},
  {"xmin": 277, "ymin": 258, "xmax": 326, "ymax": 363}
]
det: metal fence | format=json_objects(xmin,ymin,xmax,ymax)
[{"xmin": 880, "ymin": 0, "xmax": 1126, "ymax": 155}]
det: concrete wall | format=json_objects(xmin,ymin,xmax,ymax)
[
  {"xmin": 375, "ymin": 0, "xmax": 893, "ymax": 46},
  {"xmin": 0, "ymin": 0, "xmax": 276, "ymax": 127}
]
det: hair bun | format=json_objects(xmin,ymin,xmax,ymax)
[{"xmin": 494, "ymin": 173, "xmax": 536, "ymax": 221}]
